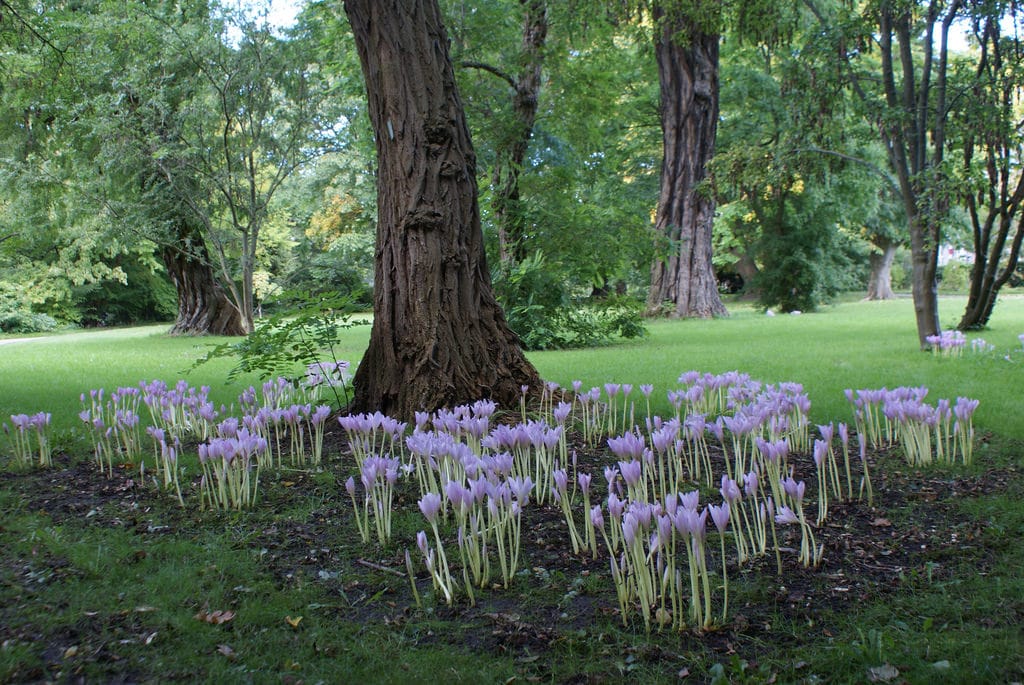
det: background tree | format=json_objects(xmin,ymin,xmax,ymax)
[
  {"xmin": 342, "ymin": 0, "xmax": 542, "ymax": 418},
  {"xmin": 450, "ymin": 0, "xmax": 657, "ymax": 348},
  {"xmin": 953, "ymin": 6, "xmax": 1024, "ymax": 329},
  {"xmin": 807, "ymin": 0, "xmax": 965, "ymax": 346},
  {"xmin": 644, "ymin": 0, "xmax": 798, "ymax": 318}
]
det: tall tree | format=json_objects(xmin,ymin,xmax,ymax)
[
  {"xmin": 955, "ymin": 8, "xmax": 1024, "ymax": 330},
  {"xmin": 457, "ymin": 0, "xmax": 548, "ymax": 265},
  {"xmin": 342, "ymin": 0, "xmax": 542, "ymax": 419},
  {"xmin": 645, "ymin": 3, "xmax": 728, "ymax": 317},
  {"xmin": 806, "ymin": 0, "xmax": 962, "ymax": 346},
  {"xmin": 645, "ymin": 1, "xmax": 794, "ymax": 317}
]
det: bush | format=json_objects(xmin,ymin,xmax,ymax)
[
  {"xmin": 493, "ymin": 252, "xmax": 646, "ymax": 350},
  {"xmin": 939, "ymin": 261, "xmax": 971, "ymax": 293},
  {"xmin": 0, "ymin": 311, "xmax": 58, "ymax": 334},
  {"xmin": 193, "ymin": 290, "xmax": 364, "ymax": 409}
]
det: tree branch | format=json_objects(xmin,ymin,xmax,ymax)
[
  {"xmin": 460, "ymin": 60, "xmax": 517, "ymax": 89},
  {"xmin": 0, "ymin": 0, "xmax": 66, "ymax": 64},
  {"xmin": 795, "ymin": 146, "xmax": 901, "ymax": 195}
]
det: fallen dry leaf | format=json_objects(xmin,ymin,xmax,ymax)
[
  {"xmin": 195, "ymin": 609, "xmax": 235, "ymax": 625},
  {"xmin": 285, "ymin": 615, "xmax": 303, "ymax": 629},
  {"xmin": 871, "ymin": 518, "xmax": 892, "ymax": 527}
]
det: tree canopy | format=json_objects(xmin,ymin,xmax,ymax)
[{"xmin": 2, "ymin": 0, "xmax": 1021, "ymax": 357}]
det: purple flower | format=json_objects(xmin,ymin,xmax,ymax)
[
  {"xmin": 603, "ymin": 465, "xmax": 619, "ymax": 489},
  {"xmin": 709, "ymin": 502, "xmax": 730, "ymax": 533},
  {"xmin": 553, "ymin": 402, "xmax": 572, "ymax": 425},
  {"xmin": 345, "ymin": 476, "xmax": 356, "ymax": 497},
  {"xmin": 720, "ymin": 475, "xmax": 742, "ymax": 503},
  {"xmin": 416, "ymin": 530, "xmax": 429, "ymax": 555},
  {"xmin": 590, "ymin": 505, "xmax": 604, "ymax": 528},
  {"xmin": 813, "ymin": 439, "xmax": 828, "ymax": 467},
  {"xmin": 774, "ymin": 506, "xmax": 800, "ymax": 525},
  {"xmin": 578, "ymin": 472, "xmax": 592, "ymax": 494},
  {"xmin": 608, "ymin": 432, "xmax": 645, "ymax": 460},
  {"xmin": 640, "ymin": 384, "xmax": 654, "ymax": 398},
  {"xmin": 419, "ymin": 493, "xmax": 443, "ymax": 522},
  {"xmin": 679, "ymin": 490, "xmax": 700, "ymax": 511},
  {"xmin": 607, "ymin": 492, "xmax": 624, "ymax": 520},
  {"xmin": 508, "ymin": 476, "xmax": 534, "ymax": 504},
  {"xmin": 621, "ymin": 512, "xmax": 639, "ymax": 547},
  {"xmin": 619, "ymin": 460, "xmax": 643, "ymax": 487},
  {"xmin": 743, "ymin": 471, "xmax": 759, "ymax": 497}
]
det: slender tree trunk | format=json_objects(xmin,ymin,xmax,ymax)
[
  {"xmin": 492, "ymin": 0, "xmax": 547, "ymax": 265},
  {"xmin": 343, "ymin": 0, "xmax": 541, "ymax": 420},
  {"xmin": 646, "ymin": 7, "xmax": 727, "ymax": 318},
  {"xmin": 959, "ymin": 212, "xmax": 1024, "ymax": 329},
  {"xmin": 865, "ymin": 238, "xmax": 897, "ymax": 300},
  {"xmin": 162, "ymin": 223, "xmax": 246, "ymax": 336},
  {"xmin": 908, "ymin": 212, "xmax": 941, "ymax": 344},
  {"xmin": 956, "ymin": 16, "xmax": 1024, "ymax": 331}
]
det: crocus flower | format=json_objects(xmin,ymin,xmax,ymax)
[{"xmin": 419, "ymin": 492, "xmax": 443, "ymax": 522}]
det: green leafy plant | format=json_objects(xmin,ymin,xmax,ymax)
[
  {"xmin": 493, "ymin": 252, "xmax": 646, "ymax": 350},
  {"xmin": 194, "ymin": 290, "xmax": 364, "ymax": 409}
]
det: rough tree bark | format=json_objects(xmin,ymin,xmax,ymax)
[
  {"xmin": 343, "ymin": 0, "xmax": 542, "ymax": 420},
  {"xmin": 646, "ymin": 6, "xmax": 728, "ymax": 318},
  {"xmin": 162, "ymin": 221, "xmax": 246, "ymax": 336},
  {"xmin": 865, "ymin": 238, "xmax": 897, "ymax": 300}
]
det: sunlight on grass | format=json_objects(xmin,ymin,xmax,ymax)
[
  {"xmin": 533, "ymin": 295, "xmax": 1024, "ymax": 439},
  {"xmin": 3, "ymin": 297, "xmax": 1022, "ymax": 439}
]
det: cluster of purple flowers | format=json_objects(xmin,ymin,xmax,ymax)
[
  {"xmin": 4, "ymin": 412, "xmax": 52, "ymax": 468},
  {"xmin": 846, "ymin": 387, "xmax": 980, "ymax": 465},
  {"xmin": 198, "ymin": 427, "xmax": 268, "ymax": 510},
  {"xmin": 925, "ymin": 330, "xmax": 967, "ymax": 357}
]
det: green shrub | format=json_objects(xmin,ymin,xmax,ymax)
[
  {"xmin": 939, "ymin": 260, "xmax": 971, "ymax": 293},
  {"xmin": 0, "ymin": 310, "xmax": 58, "ymax": 334},
  {"xmin": 493, "ymin": 252, "xmax": 646, "ymax": 350}
]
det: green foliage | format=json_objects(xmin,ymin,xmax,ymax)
[
  {"xmin": 939, "ymin": 261, "xmax": 971, "ymax": 293},
  {"xmin": 72, "ymin": 252, "xmax": 177, "ymax": 327},
  {"xmin": 0, "ymin": 310, "xmax": 58, "ymax": 335},
  {"xmin": 287, "ymin": 231, "xmax": 374, "ymax": 309},
  {"xmin": 493, "ymin": 252, "xmax": 646, "ymax": 350},
  {"xmin": 193, "ymin": 290, "xmax": 364, "ymax": 408}
]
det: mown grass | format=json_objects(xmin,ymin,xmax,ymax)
[
  {"xmin": 533, "ymin": 294, "xmax": 1024, "ymax": 439},
  {"xmin": 1, "ymin": 296, "xmax": 1023, "ymax": 683}
]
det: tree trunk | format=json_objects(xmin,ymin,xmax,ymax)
[
  {"xmin": 958, "ymin": 212, "xmax": 1024, "ymax": 329},
  {"xmin": 343, "ymin": 0, "xmax": 542, "ymax": 420},
  {"xmin": 865, "ymin": 238, "xmax": 897, "ymax": 300},
  {"xmin": 908, "ymin": 213, "xmax": 941, "ymax": 346},
  {"xmin": 728, "ymin": 247, "xmax": 760, "ymax": 300},
  {"xmin": 162, "ymin": 223, "xmax": 246, "ymax": 336},
  {"xmin": 492, "ymin": 0, "xmax": 547, "ymax": 265},
  {"xmin": 646, "ymin": 7, "xmax": 728, "ymax": 318}
]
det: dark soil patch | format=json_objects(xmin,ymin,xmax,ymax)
[{"xmin": 1, "ymin": 427, "xmax": 1019, "ymax": 681}]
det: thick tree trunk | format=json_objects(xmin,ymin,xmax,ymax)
[
  {"xmin": 162, "ymin": 224, "xmax": 246, "ymax": 336},
  {"xmin": 492, "ymin": 0, "xmax": 547, "ymax": 265},
  {"xmin": 646, "ymin": 7, "xmax": 727, "ymax": 318},
  {"xmin": 343, "ymin": 0, "xmax": 542, "ymax": 420},
  {"xmin": 865, "ymin": 238, "xmax": 898, "ymax": 300}
]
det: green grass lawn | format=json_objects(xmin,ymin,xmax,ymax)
[
  {"xmin": 4, "ymin": 295, "xmax": 1022, "ymax": 439},
  {"xmin": 1, "ymin": 297, "xmax": 1022, "ymax": 683}
]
